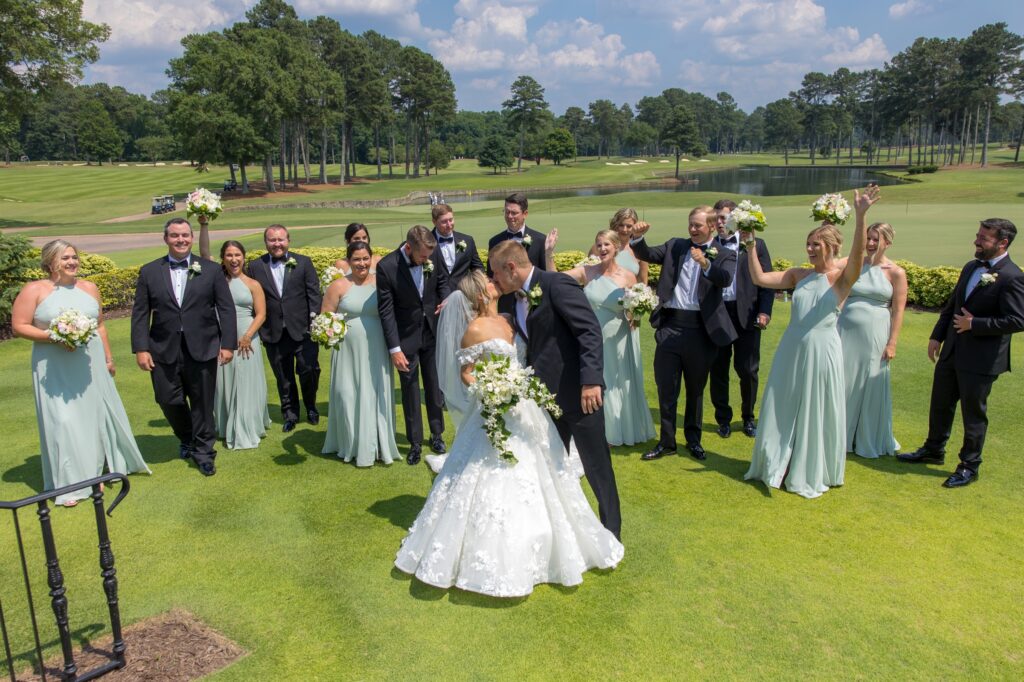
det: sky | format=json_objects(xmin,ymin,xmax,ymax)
[{"xmin": 80, "ymin": 0, "xmax": 1024, "ymax": 115}]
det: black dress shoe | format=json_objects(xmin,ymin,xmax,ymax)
[
  {"xmin": 199, "ymin": 461, "xmax": 216, "ymax": 477},
  {"xmin": 282, "ymin": 419, "xmax": 297, "ymax": 433},
  {"xmin": 407, "ymin": 446, "xmax": 421, "ymax": 466},
  {"xmin": 641, "ymin": 444, "xmax": 676, "ymax": 461},
  {"xmin": 686, "ymin": 442, "xmax": 707, "ymax": 461},
  {"xmin": 179, "ymin": 444, "xmax": 192, "ymax": 460},
  {"xmin": 307, "ymin": 409, "xmax": 320, "ymax": 425},
  {"xmin": 716, "ymin": 423, "xmax": 731, "ymax": 438},
  {"xmin": 430, "ymin": 435, "xmax": 446, "ymax": 454},
  {"xmin": 742, "ymin": 420, "xmax": 757, "ymax": 438},
  {"xmin": 896, "ymin": 447, "xmax": 945, "ymax": 465},
  {"xmin": 942, "ymin": 469, "xmax": 977, "ymax": 488}
]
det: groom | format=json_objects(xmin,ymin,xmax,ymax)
[{"xmin": 490, "ymin": 240, "xmax": 622, "ymax": 538}]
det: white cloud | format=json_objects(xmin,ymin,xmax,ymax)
[
  {"xmin": 677, "ymin": 58, "xmax": 812, "ymax": 109},
  {"xmin": 703, "ymin": 0, "xmax": 827, "ymax": 60},
  {"xmin": 83, "ymin": 0, "xmax": 239, "ymax": 49},
  {"xmin": 822, "ymin": 32, "xmax": 889, "ymax": 68},
  {"xmin": 292, "ymin": 0, "xmax": 417, "ymax": 13},
  {"xmin": 470, "ymin": 77, "xmax": 502, "ymax": 89},
  {"xmin": 889, "ymin": 0, "xmax": 929, "ymax": 19}
]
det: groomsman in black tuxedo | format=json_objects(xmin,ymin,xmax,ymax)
[
  {"xmin": 431, "ymin": 203, "xmax": 483, "ymax": 287},
  {"xmin": 631, "ymin": 206, "xmax": 737, "ymax": 461},
  {"xmin": 247, "ymin": 225, "xmax": 322, "ymax": 432},
  {"xmin": 131, "ymin": 217, "xmax": 236, "ymax": 476},
  {"xmin": 377, "ymin": 225, "xmax": 451, "ymax": 464},
  {"xmin": 709, "ymin": 200, "xmax": 774, "ymax": 439},
  {"xmin": 489, "ymin": 240, "xmax": 621, "ymax": 538},
  {"xmin": 898, "ymin": 218, "xmax": 1024, "ymax": 488}
]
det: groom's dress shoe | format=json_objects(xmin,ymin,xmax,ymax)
[
  {"xmin": 897, "ymin": 448, "xmax": 945, "ymax": 465},
  {"xmin": 716, "ymin": 423, "xmax": 731, "ymax": 439},
  {"xmin": 282, "ymin": 419, "xmax": 297, "ymax": 433},
  {"xmin": 199, "ymin": 461, "xmax": 216, "ymax": 477},
  {"xmin": 686, "ymin": 442, "xmax": 707, "ymax": 461},
  {"xmin": 407, "ymin": 445, "xmax": 422, "ymax": 466},
  {"xmin": 179, "ymin": 444, "xmax": 192, "ymax": 460},
  {"xmin": 641, "ymin": 444, "xmax": 676, "ymax": 461},
  {"xmin": 942, "ymin": 469, "xmax": 977, "ymax": 488},
  {"xmin": 307, "ymin": 409, "xmax": 320, "ymax": 425},
  {"xmin": 742, "ymin": 420, "xmax": 757, "ymax": 438},
  {"xmin": 430, "ymin": 435, "xmax": 447, "ymax": 454}
]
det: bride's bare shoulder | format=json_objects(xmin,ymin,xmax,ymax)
[{"xmin": 461, "ymin": 315, "xmax": 513, "ymax": 347}]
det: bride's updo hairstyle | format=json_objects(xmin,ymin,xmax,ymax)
[
  {"xmin": 807, "ymin": 224, "xmax": 843, "ymax": 258},
  {"xmin": 594, "ymin": 229, "xmax": 622, "ymax": 252},
  {"xmin": 458, "ymin": 270, "xmax": 490, "ymax": 316}
]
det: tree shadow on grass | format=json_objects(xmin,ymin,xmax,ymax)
[
  {"xmin": 847, "ymin": 453, "xmax": 950, "ymax": 478},
  {"xmin": 367, "ymin": 494, "xmax": 424, "ymax": 529}
]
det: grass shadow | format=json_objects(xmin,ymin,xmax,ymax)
[
  {"xmin": 133, "ymin": 434, "xmax": 186, "ymax": 465},
  {"xmin": 390, "ymin": 568, "xmax": 529, "ymax": 608},
  {"xmin": 1, "ymin": 454, "xmax": 44, "ymax": 492},
  {"xmin": 274, "ymin": 429, "xmax": 323, "ymax": 466},
  {"xmin": 847, "ymin": 453, "xmax": 951, "ymax": 478},
  {"xmin": 0, "ymin": 218, "xmax": 53, "ymax": 229},
  {"xmin": 5, "ymin": 621, "xmax": 106, "ymax": 675},
  {"xmin": 367, "ymin": 494, "xmax": 425, "ymax": 529}
]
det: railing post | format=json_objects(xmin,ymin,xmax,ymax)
[
  {"xmin": 91, "ymin": 486, "xmax": 125, "ymax": 670},
  {"xmin": 36, "ymin": 501, "xmax": 77, "ymax": 681}
]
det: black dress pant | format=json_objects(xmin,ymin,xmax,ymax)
[
  {"xmin": 710, "ymin": 301, "xmax": 761, "ymax": 426},
  {"xmin": 653, "ymin": 311, "xmax": 716, "ymax": 447},
  {"xmin": 398, "ymin": 343, "xmax": 444, "ymax": 447},
  {"xmin": 554, "ymin": 408, "xmax": 621, "ymax": 538},
  {"xmin": 265, "ymin": 333, "xmax": 320, "ymax": 422},
  {"xmin": 924, "ymin": 358, "xmax": 997, "ymax": 472},
  {"xmin": 151, "ymin": 339, "xmax": 217, "ymax": 466}
]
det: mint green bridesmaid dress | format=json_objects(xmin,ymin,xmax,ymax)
[
  {"xmin": 745, "ymin": 273, "xmax": 845, "ymax": 498},
  {"xmin": 322, "ymin": 283, "xmax": 400, "ymax": 466},
  {"xmin": 616, "ymin": 249, "xmax": 640, "ymax": 276},
  {"xmin": 838, "ymin": 264, "xmax": 900, "ymax": 457},
  {"xmin": 584, "ymin": 276, "xmax": 656, "ymax": 446},
  {"xmin": 215, "ymin": 277, "xmax": 271, "ymax": 449},
  {"xmin": 32, "ymin": 285, "xmax": 150, "ymax": 506}
]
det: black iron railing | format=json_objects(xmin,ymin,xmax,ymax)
[{"xmin": 1, "ymin": 473, "xmax": 131, "ymax": 682}]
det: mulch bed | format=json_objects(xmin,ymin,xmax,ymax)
[{"xmin": 16, "ymin": 609, "xmax": 246, "ymax": 681}]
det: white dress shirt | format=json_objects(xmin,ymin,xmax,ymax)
[
  {"xmin": 270, "ymin": 256, "xmax": 287, "ymax": 297},
  {"xmin": 437, "ymin": 233, "xmax": 456, "ymax": 270},
  {"xmin": 720, "ymin": 233, "xmax": 741, "ymax": 302},
  {"xmin": 668, "ymin": 239, "xmax": 714, "ymax": 311},
  {"xmin": 517, "ymin": 267, "xmax": 535, "ymax": 338},
  {"xmin": 168, "ymin": 256, "xmax": 189, "ymax": 307}
]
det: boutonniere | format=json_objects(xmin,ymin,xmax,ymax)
[
  {"xmin": 422, "ymin": 260, "xmax": 434, "ymax": 277},
  {"xmin": 188, "ymin": 262, "xmax": 202, "ymax": 278},
  {"xmin": 705, "ymin": 246, "xmax": 719, "ymax": 260},
  {"xmin": 979, "ymin": 272, "xmax": 998, "ymax": 287},
  {"xmin": 527, "ymin": 283, "xmax": 542, "ymax": 308},
  {"xmin": 285, "ymin": 256, "xmax": 297, "ymax": 269},
  {"xmin": 521, "ymin": 234, "xmax": 533, "ymax": 248},
  {"xmin": 456, "ymin": 239, "xmax": 467, "ymax": 253}
]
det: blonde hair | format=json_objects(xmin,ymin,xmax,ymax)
[
  {"xmin": 488, "ymin": 240, "xmax": 530, "ymax": 270},
  {"xmin": 808, "ymin": 225, "xmax": 843, "ymax": 258},
  {"xmin": 609, "ymin": 208, "xmax": 638, "ymax": 230},
  {"xmin": 594, "ymin": 229, "xmax": 622, "ymax": 252},
  {"xmin": 458, "ymin": 270, "xmax": 490, "ymax": 316},
  {"xmin": 40, "ymin": 239, "xmax": 77, "ymax": 275},
  {"xmin": 869, "ymin": 222, "xmax": 894, "ymax": 246},
  {"xmin": 690, "ymin": 205, "xmax": 714, "ymax": 222}
]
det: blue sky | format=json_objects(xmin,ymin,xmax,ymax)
[{"xmin": 82, "ymin": 0, "xmax": 1024, "ymax": 115}]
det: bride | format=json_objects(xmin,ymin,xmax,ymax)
[{"xmin": 394, "ymin": 271, "xmax": 624, "ymax": 597}]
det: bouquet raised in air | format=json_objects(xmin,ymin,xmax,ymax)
[
  {"xmin": 618, "ymin": 283, "xmax": 659, "ymax": 321},
  {"xmin": 725, "ymin": 199, "xmax": 767, "ymax": 233},
  {"xmin": 309, "ymin": 312, "xmax": 348, "ymax": 350},
  {"xmin": 186, "ymin": 188, "xmax": 223, "ymax": 221},
  {"xmin": 811, "ymin": 193, "xmax": 851, "ymax": 225},
  {"xmin": 320, "ymin": 266, "xmax": 344, "ymax": 290},
  {"xmin": 48, "ymin": 309, "xmax": 98, "ymax": 349},
  {"xmin": 468, "ymin": 354, "xmax": 563, "ymax": 464}
]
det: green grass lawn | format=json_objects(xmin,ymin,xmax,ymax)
[{"xmin": 2, "ymin": 309, "xmax": 1023, "ymax": 679}]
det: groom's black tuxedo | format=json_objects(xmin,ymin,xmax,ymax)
[
  {"xmin": 377, "ymin": 245, "xmax": 451, "ymax": 448},
  {"xmin": 487, "ymin": 226, "xmax": 548, "ymax": 273},
  {"xmin": 131, "ymin": 254, "xmax": 236, "ymax": 465},
  {"xmin": 924, "ymin": 254, "xmax": 1024, "ymax": 472},
  {"xmin": 433, "ymin": 228, "xmax": 483, "ymax": 287},
  {"xmin": 633, "ymin": 236, "xmax": 736, "ymax": 448},
  {"xmin": 247, "ymin": 252, "xmax": 322, "ymax": 424},
  {"xmin": 515, "ymin": 268, "xmax": 621, "ymax": 537}
]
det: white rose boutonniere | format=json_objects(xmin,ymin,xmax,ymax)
[
  {"xmin": 188, "ymin": 262, "xmax": 202, "ymax": 278},
  {"xmin": 979, "ymin": 272, "xmax": 998, "ymax": 287},
  {"xmin": 705, "ymin": 246, "xmax": 719, "ymax": 260},
  {"xmin": 285, "ymin": 256, "xmax": 297, "ymax": 269},
  {"xmin": 456, "ymin": 239, "xmax": 467, "ymax": 253},
  {"xmin": 521, "ymin": 234, "xmax": 533, "ymax": 248},
  {"xmin": 422, "ymin": 260, "xmax": 434, "ymax": 277},
  {"xmin": 527, "ymin": 283, "xmax": 542, "ymax": 308}
]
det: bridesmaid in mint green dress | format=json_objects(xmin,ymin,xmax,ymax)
[
  {"xmin": 213, "ymin": 241, "xmax": 271, "ymax": 449},
  {"xmin": 743, "ymin": 187, "xmax": 881, "ymax": 498},
  {"xmin": 568, "ymin": 229, "xmax": 655, "ymax": 446},
  {"xmin": 590, "ymin": 208, "xmax": 650, "ymax": 285},
  {"xmin": 12, "ymin": 240, "xmax": 150, "ymax": 507},
  {"xmin": 838, "ymin": 223, "xmax": 907, "ymax": 457},
  {"xmin": 321, "ymin": 242, "xmax": 400, "ymax": 466}
]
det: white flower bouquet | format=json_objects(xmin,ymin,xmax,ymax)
[
  {"xmin": 725, "ymin": 199, "xmax": 767, "ymax": 233},
  {"xmin": 48, "ymin": 309, "xmax": 98, "ymax": 349},
  {"xmin": 320, "ymin": 266, "xmax": 344, "ymax": 290},
  {"xmin": 811, "ymin": 193, "xmax": 851, "ymax": 225},
  {"xmin": 309, "ymin": 311, "xmax": 348, "ymax": 350},
  {"xmin": 468, "ymin": 354, "xmax": 563, "ymax": 464},
  {"xmin": 186, "ymin": 187, "xmax": 223, "ymax": 221},
  {"xmin": 619, "ymin": 283, "xmax": 659, "ymax": 321}
]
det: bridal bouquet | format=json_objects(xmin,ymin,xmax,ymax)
[
  {"xmin": 309, "ymin": 311, "xmax": 348, "ymax": 350},
  {"xmin": 186, "ymin": 187, "xmax": 223, "ymax": 221},
  {"xmin": 725, "ymin": 199, "xmax": 767, "ymax": 233},
  {"xmin": 469, "ymin": 355, "xmax": 563, "ymax": 464},
  {"xmin": 320, "ymin": 266, "xmax": 344, "ymax": 289},
  {"xmin": 811, "ymin": 193, "xmax": 851, "ymax": 225},
  {"xmin": 48, "ymin": 309, "xmax": 98, "ymax": 349},
  {"xmin": 619, "ymin": 283, "xmax": 659, "ymax": 321}
]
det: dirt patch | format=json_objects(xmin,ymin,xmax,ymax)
[{"xmin": 15, "ymin": 609, "xmax": 246, "ymax": 681}]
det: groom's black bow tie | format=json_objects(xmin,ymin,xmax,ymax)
[
  {"xmin": 507, "ymin": 230, "xmax": 525, "ymax": 239},
  {"xmin": 168, "ymin": 258, "xmax": 189, "ymax": 269},
  {"xmin": 271, "ymin": 254, "xmax": 289, "ymax": 264},
  {"xmin": 696, "ymin": 243, "xmax": 710, "ymax": 252},
  {"xmin": 977, "ymin": 259, "xmax": 992, "ymax": 268},
  {"xmin": 724, "ymin": 234, "xmax": 739, "ymax": 245},
  {"xmin": 438, "ymin": 236, "xmax": 455, "ymax": 244}
]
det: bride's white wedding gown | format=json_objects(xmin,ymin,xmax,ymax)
[{"xmin": 395, "ymin": 338, "xmax": 624, "ymax": 597}]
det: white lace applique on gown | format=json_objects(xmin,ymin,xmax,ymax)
[{"xmin": 395, "ymin": 338, "xmax": 624, "ymax": 597}]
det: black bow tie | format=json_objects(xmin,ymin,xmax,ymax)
[
  {"xmin": 515, "ymin": 290, "xmax": 528, "ymax": 300},
  {"xmin": 724, "ymin": 235, "xmax": 739, "ymax": 245},
  {"xmin": 439, "ymin": 236, "xmax": 455, "ymax": 244},
  {"xmin": 508, "ymin": 231, "xmax": 525, "ymax": 239},
  {"xmin": 977, "ymin": 259, "xmax": 991, "ymax": 269},
  {"xmin": 696, "ymin": 244, "xmax": 710, "ymax": 252},
  {"xmin": 272, "ymin": 255, "xmax": 290, "ymax": 264},
  {"xmin": 168, "ymin": 259, "xmax": 189, "ymax": 270}
]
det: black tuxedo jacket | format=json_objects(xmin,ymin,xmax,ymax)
[
  {"xmin": 632, "ymin": 236, "xmax": 737, "ymax": 346},
  {"xmin": 487, "ymin": 226, "xmax": 547, "ymax": 274},
  {"xmin": 433, "ymin": 228, "xmax": 483, "ymax": 286},
  {"xmin": 932, "ymin": 255, "xmax": 1024, "ymax": 375},
  {"xmin": 247, "ymin": 252, "xmax": 321, "ymax": 344},
  {"xmin": 520, "ymin": 269, "xmax": 604, "ymax": 417},
  {"xmin": 377, "ymin": 246, "xmax": 451, "ymax": 356},
  {"xmin": 131, "ymin": 255, "xmax": 236, "ymax": 363},
  {"xmin": 731, "ymin": 237, "xmax": 775, "ymax": 330}
]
